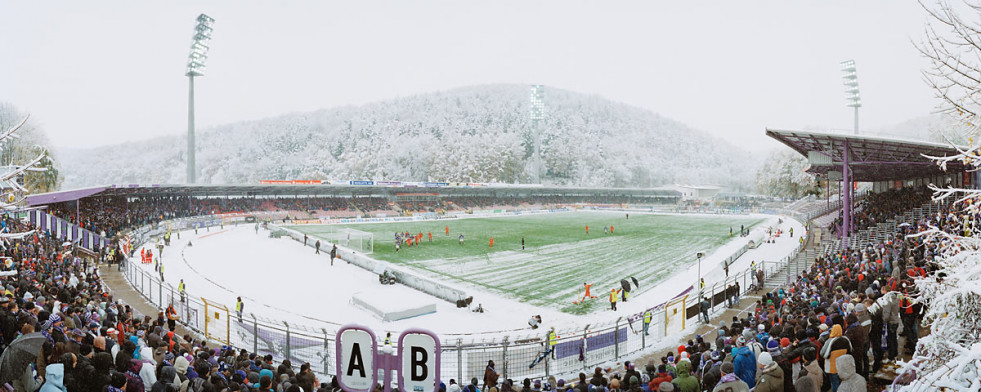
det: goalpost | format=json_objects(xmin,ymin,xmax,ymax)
[{"xmin": 319, "ymin": 227, "xmax": 374, "ymax": 254}]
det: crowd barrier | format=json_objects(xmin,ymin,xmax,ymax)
[{"xmin": 115, "ymin": 212, "xmax": 807, "ymax": 384}]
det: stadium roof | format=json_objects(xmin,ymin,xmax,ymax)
[
  {"xmin": 766, "ymin": 128, "xmax": 969, "ymax": 182},
  {"xmin": 25, "ymin": 183, "xmax": 681, "ymax": 206}
]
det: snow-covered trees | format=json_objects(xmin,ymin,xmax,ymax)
[
  {"xmin": 894, "ymin": 1, "xmax": 981, "ymax": 389},
  {"xmin": 755, "ymin": 149, "xmax": 816, "ymax": 198},
  {"xmin": 0, "ymin": 103, "xmax": 60, "ymax": 193},
  {"xmin": 58, "ymin": 85, "xmax": 758, "ymax": 189}
]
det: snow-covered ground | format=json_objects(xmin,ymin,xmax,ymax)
[{"xmin": 135, "ymin": 212, "xmax": 804, "ymax": 337}]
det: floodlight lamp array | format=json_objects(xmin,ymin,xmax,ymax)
[
  {"xmin": 840, "ymin": 60, "xmax": 861, "ymax": 108},
  {"xmin": 530, "ymin": 85, "xmax": 545, "ymax": 121},
  {"xmin": 186, "ymin": 13, "xmax": 215, "ymax": 76}
]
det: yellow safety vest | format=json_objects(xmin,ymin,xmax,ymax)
[
  {"xmin": 178, "ymin": 282, "xmax": 185, "ymax": 293},
  {"xmin": 236, "ymin": 301, "xmax": 243, "ymax": 312},
  {"xmin": 548, "ymin": 331, "xmax": 557, "ymax": 346},
  {"xmin": 644, "ymin": 311, "xmax": 652, "ymax": 323},
  {"xmin": 610, "ymin": 291, "xmax": 618, "ymax": 303}
]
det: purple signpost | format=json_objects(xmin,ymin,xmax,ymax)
[{"xmin": 337, "ymin": 324, "xmax": 441, "ymax": 392}]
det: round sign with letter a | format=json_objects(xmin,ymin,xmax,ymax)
[
  {"xmin": 336, "ymin": 325, "xmax": 377, "ymax": 392},
  {"xmin": 398, "ymin": 329, "xmax": 441, "ymax": 392}
]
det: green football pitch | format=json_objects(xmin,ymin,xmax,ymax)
[{"xmin": 289, "ymin": 211, "xmax": 762, "ymax": 313}]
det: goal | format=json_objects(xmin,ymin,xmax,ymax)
[{"xmin": 320, "ymin": 227, "xmax": 374, "ymax": 254}]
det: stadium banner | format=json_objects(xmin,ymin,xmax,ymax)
[
  {"xmin": 350, "ymin": 180, "xmax": 374, "ymax": 186},
  {"xmin": 258, "ymin": 180, "xmax": 326, "ymax": 185},
  {"xmin": 585, "ymin": 328, "xmax": 628, "ymax": 352},
  {"xmin": 375, "ymin": 181, "xmax": 402, "ymax": 187}
]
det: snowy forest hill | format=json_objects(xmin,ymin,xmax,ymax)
[{"xmin": 57, "ymin": 84, "xmax": 759, "ymax": 190}]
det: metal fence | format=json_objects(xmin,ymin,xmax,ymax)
[{"xmin": 116, "ymin": 214, "xmax": 806, "ymax": 384}]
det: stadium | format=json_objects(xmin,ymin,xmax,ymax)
[
  {"xmin": 5, "ymin": 4, "xmax": 981, "ymax": 391},
  {"xmin": 3, "ymin": 128, "xmax": 968, "ymax": 390}
]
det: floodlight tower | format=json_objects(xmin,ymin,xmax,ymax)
[
  {"xmin": 186, "ymin": 13, "xmax": 215, "ymax": 184},
  {"xmin": 530, "ymin": 85, "xmax": 545, "ymax": 184},
  {"xmin": 841, "ymin": 60, "xmax": 861, "ymax": 135},
  {"xmin": 840, "ymin": 60, "xmax": 860, "ymax": 245}
]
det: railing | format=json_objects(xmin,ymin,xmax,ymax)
[{"xmin": 115, "ymin": 212, "xmax": 805, "ymax": 384}]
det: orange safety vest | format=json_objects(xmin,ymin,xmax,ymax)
[{"xmin": 167, "ymin": 306, "xmax": 178, "ymax": 320}]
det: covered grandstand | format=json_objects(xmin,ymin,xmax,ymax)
[{"xmin": 767, "ymin": 128, "xmax": 971, "ymax": 248}]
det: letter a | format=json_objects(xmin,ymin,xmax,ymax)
[{"xmin": 348, "ymin": 342, "xmax": 366, "ymax": 377}]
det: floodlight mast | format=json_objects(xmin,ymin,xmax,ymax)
[
  {"xmin": 530, "ymin": 85, "xmax": 545, "ymax": 184},
  {"xmin": 839, "ymin": 59, "xmax": 860, "ymax": 245},
  {"xmin": 186, "ymin": 13, "xmax": 214, "ymax": 184},
  {"xmin": 840, "ymin": 60, "xmax": 860, "ymax": 135}
]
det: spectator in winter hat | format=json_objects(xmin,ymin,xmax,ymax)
[
  {"xmin": 754, "ymin": 352, "xmax": 783, "ymax": 392},
  {"xmin": 714, "ymin": 362, "xmax": 749, "ymax": 392}
]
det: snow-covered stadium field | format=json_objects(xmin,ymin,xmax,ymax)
[
  {"xmin": 137, "ymin": 211, "xmax": 804, "ymax": 335},
  {"xmin": 293, "ymin": 211, "xmax": 763, "ymax": 313}
]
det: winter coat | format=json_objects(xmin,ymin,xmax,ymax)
[
  {"xmin": 800, "ymin": 360, "xmax": 822, "ymax": 391},
  {"xmin": 820, "ymin": 326, "xmax": 852, "ymax": 374},
  {"xmin": 733, "ymin": 346, "xmax": 757, "ymax": 388},
  {"xmin": 670, "ymin": 361, "xmax": 698, "ymax": 392},
  {"xmin": 647, "ymin": 373, "xmax": 671, "ymax": 391},
  {"xmin": 14, "ymin": 362, "xmax": 44, "ymax": 392},
  {"xmin": 711, "ymin": 374, "xmax": 749, "ymax": 392},
  {"xmin": 125, "ymin": 360, "xmax": 146, "ymax": 392},
  {"xmin": 700, "ymin": 362, "xmax": 722, "ymax": 392},
  {"xmin": 856, "ymin": 310, "xmax": 872, "ymax": 337},
  {"xmin": 772, "ymin": 352, "xmax": 794, "ymax": 392},
  {"xmin": 447, "ymin": 384, "xmax": 462, "ymax": 392},
  {"xmin": 793, "ymin": 372, "xmax": 817, "ymax": 392},
  {"xmin": 590, "ymin": 374, "xmax": 608, "ymax": 387},
  {"xmin": 483, "ymin": 364, "xmax": 499, "ymax": 387},
  {"xmin": 753, "ymin": 363, "xmax": 783, "ymax": 392},
  {"xmin": 151, "ymin": 366, "xmax": 180, "ymax": 392},
  {"xmin": 844, "ymin": 322, "xmax": 868, "ymax": 354},
  {"xmin": 877, "ymin": 292, "xmax": 900, "ymax": 324},
  {"xmin": 835, "ymin": 355, "xmax": 866, "ymax": 392},
  {"xmin": 39, "ymin": 364, "xmax": 66, "ymax": 392}
]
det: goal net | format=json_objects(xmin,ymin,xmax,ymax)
[{"xmin": 320, "ymin": 227, "xmax": 374, "ymax": 254}]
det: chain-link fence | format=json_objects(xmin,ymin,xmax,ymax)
[{"xmin": 117, "ymin": 214, "xmax": 806, "ymax": 384}]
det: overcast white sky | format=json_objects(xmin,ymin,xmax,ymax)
[{"xmin": 0, "ymin": 1, "xmax": 938, "ymax": 151}]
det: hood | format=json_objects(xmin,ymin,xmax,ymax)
[
  {"xmin": 45, "ymin": 363, "xmax": 65, "ymax": 384},
  {"xmin": 830, "ymin": 324, "xmax": 843, "ymax": 338},
  {"xmin": 141, "ymin": 347, "xmax": 155, "ymax": 365},
  {"xmin": 259, "ymin": 368, "xmax": 274, "ymax": 382},
  {"xmin": 762, "ymin": 362, "xmax": 783, "ymax": 379},
  {"xmin": 675, "ymin": 361, "xmax": 691, "ymax": 377},
  {"xmin": 174, "ymin": 356, "xmax": 190, "ymax": 374},
  {"xmin": 836, "ymin": 354, "xmax": 857, "ymax": 380},
  {"xmin": 159, "ymin": 366, "xmax": 177, "ymax": 381},
  {"xmin": 736, "ymin": 346, "xmax": 752, "ymax": 357},
  {"xmin": 129, "ymin": 359, "xmax": 144, "ymax": 373}
]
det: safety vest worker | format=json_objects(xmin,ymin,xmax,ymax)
[
  {"xmin": 644, "ymin": 310, "xmax": 652, "ymax": 324},
  {"xmin": 610, "ymin": 289, "xmax": 618, "ymax": 303},
  {"xmin": 548, "ymin": 329, "xmax": 557, "ymax": 347},
  {"xmin": 166, "ymin": 305, "xmax": 178, "ymax": 320},
  {"xmin": 178, "ymin": 280, "xmax": 185, "ymax": 294}
]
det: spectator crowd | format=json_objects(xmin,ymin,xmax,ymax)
[{"xmin": 2, "ymin": 187, "xmax": 949, "ymax": 392}]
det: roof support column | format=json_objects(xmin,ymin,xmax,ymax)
[{"xmin": 842, "ymin": 141, "xmax": 851, "ymax": 248}]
